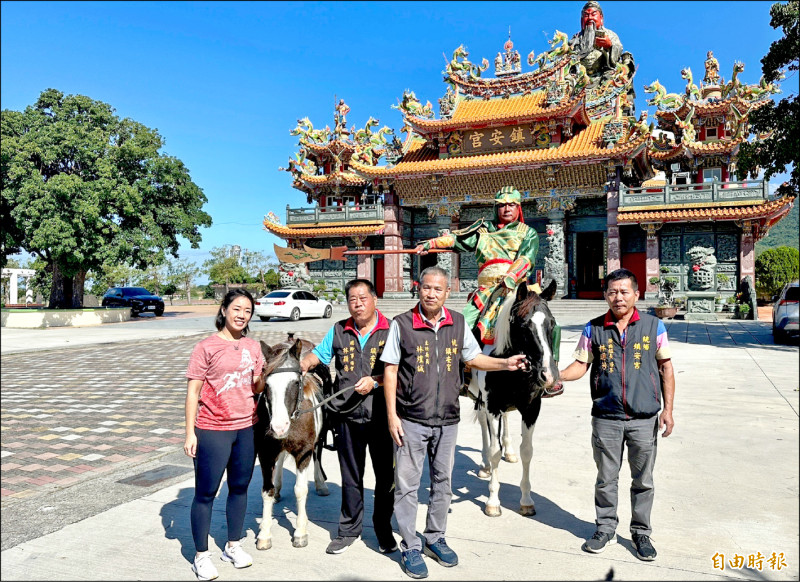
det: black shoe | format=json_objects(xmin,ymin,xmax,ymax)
[
  {"xmin": 376, "ymin": 528, "xmax": 398, "ymax": 553},
  {"xmin": 582, "ymin": 530, "xmax": 616, "ymax": 554},
  {"xmin": 423, "ymin": 537, "xmax": 458, "ymax": 567},
  {"xmin": 326, "ymin": 536, "xmax": 358, "ymax": 554},
  {"xmin": 401, "ymin": 549, "xmax": 428, "ymax": 579},
  {"xmin": 632, "ymin": 533, "xmax": 657, "ymax": 561}
]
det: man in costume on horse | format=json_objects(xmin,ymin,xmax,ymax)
[{"xmin": 415, "ymin": 185, "xmax": 562, "ymax": 396}]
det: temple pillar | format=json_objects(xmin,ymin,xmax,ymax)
[
  {"xmin": 435, "ymin": 213, "xmax": 453, "ymax": 280},
  {"xmin": 606, "ymin": 169, "xmax": 621, "ymax": 274},
  {"xmin": 544, "ymin": 209, "xmax": 567, "ymax": 299},
  {"xmin": 644, "ymin": 224, "xmax": 662, "ymax": 298},
  {"xmin": 448, "ymin": 215, "xmax": 460, "ymax": 292},
  {"xmin": 739, "ymin": 220, "xmax": 755, "ymax": 281},
  {"xmin": 356, "ymin": 242, "xmax": 372, "ymax": 281},
  {"xmin": 382, "ymin": 191, "xmax": 404, "ymax": 295}
]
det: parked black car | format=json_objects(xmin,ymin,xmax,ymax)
[{"xmin": 101, "ymin": 287, "xmax": 165, "ymax": 317}]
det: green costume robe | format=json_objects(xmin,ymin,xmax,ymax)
[{"xmin": 423, "ymin": 218, "xmax": 539, "ymax": 346}]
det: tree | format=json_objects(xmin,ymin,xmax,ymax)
[
  {"xmin": 86, "ymin": 263, "xmax": 140, "ymax": 296},
  {"xmin": 203, "ymin": 245, "xmax": 248, "ymax": 293},
  {"xmin": 168, "ymin": 258, "xmax": 200, "ymax": 305},
  {"xmin": 755, "ymin": 246, "xmax": 799, "ymax": 298},
  {"xmin": 241, "ymin": 250, "xmax": 278, "ymax": 293},
  {"xmin": 1, "ymin": 89, "xmax": 212, "ymax": 308},
  {"xmin": 737, "ymin": 2, "xmax": 799, "ymax": 199}
]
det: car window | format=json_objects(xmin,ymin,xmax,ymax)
[
  {"xmin": 293, "ymin": 292, "xmax": 306, "ymax": 300},
  {"xmin": 266, "ymin": 291, "xmax": 290, "ymax": 298},
  {"xmin": 785, "ymin": 287, "xmax": 799, "ymax": 301},
  {"xmin": 122, "ymin": 287, "xmax": 151, "ymax": 297}
]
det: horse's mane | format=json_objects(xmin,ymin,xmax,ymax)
[
  {"xmin": 493, "ymin": 291, "xmax": 541, "ymax": 354},
  {"xmin": 264, "ymin": 341, "xmax": 322, "ymax": 400}
]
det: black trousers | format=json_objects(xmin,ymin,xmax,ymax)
[{"xmin": 334, "ymin": 415, "xmax": 395, "ymax": 539}]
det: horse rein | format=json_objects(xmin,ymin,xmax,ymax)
[{"xmin": 262, "ymin": 364, "xmax": 363, "ymax": 420}]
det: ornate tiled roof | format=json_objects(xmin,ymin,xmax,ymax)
[
  {"xmin": 648, "ymin": 135, "xmax": 744, "ymax": 161},
  {"xmin": 406, "ymin": 92, "xmax": 583, "ymax": 133},
  {"xmin": 351, "ymin": 119, "xmax": 648, "ymax": 178},
  {"xmin": 299, "ymin": 171, "xmax": 366, "ymax": 187},
  {"xmin": 303, "ymin": 140, "xmax": 355, "ymax": 156},
  {"xmin": 263, "ymin": 220, "xmax": 384, "ymax": 237},
  {"xmin": 617, "ymin": 194, "xmax": 795, "ymax": 223},
  {"xmin": 655, "ymin": 95, "xmax": 770, "ymax": 122}
]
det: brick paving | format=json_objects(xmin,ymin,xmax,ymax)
[{"xmin": 0, "ymin": 329, "xmax": 324, "ymax": 502}]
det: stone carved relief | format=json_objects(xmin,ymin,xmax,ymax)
[
  {"xmin": 716, "ymin": 234, "xmax": 738, "ymax": 263},
  {"xmin": 544, "ymin": 222, "xmax": 566, "ymax": 292},
  {"xmin": 691, "ymin": 299, "xmax": 714, "ymax": 313},
  {"xmin": 661, "ymin": 237, "xmax": 682, "ymax": 263},
  {"xmin": 279, "ymin": 262, "xmax": 312, "ymax": 289}
]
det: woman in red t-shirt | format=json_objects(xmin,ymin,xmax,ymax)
[{"xmin": 184, "ymin": 289, "xmax": 266, "ymax": 580}]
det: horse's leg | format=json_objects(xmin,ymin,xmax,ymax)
[
  {"xmin": 313, "ymin": 450, "xmax": 329, "ymax": 496},
  {"xmin": 484, "ymin": 412, "xmax": 504, "ymax": 517},
  {"xmin": 502, "ymin": 411, "xmax": 518, "ymax": 463},
  {"xmin": 292, "ymin": 453, "xmax": 313, "ymax": 548},
  {"xmin": 273, "ymin": 450, "xmax": 286, "ymax": 502},
  {"xmin": 519, "ymin": 420, "xmax": 537, "ymax": 516},
  {"xmin": 477, "ymin": 407, "xmax": 492, "ymax": 479},
  {"xmin": 256, "ymin": 452, "xmax": 277, "ymax": 551}
]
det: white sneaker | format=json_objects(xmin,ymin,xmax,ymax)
[
  {"xmin": 221, "ymin": 542, "xmax": 253, "ymax": 568},
  {"xmin": 191, "ymin": 552, "xmax": 219, "ymax": 581}
]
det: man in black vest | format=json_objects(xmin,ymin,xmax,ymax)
[
  {"xmin": 559, "ymin": 268, "xmax": 675, "ymax": 562},
  {"xmin": 300, "ymin": 279, "xmax": 396, "ymax": 555},
  {"xmin": 381, "ymin": 266, "xmax": 528, "ymax": 579}
]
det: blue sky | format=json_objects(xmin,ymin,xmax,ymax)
[{"xmin": 1, "ymin": 1, "xmax": 790, "ymax": 282}]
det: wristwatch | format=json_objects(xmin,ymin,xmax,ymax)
[{"xmin": 373, "ymin": 380, "xmax": 380, "ymax": 391}]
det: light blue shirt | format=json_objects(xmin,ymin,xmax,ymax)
[
  {"xmin": 312, "ymin": 317, "xmax": 381, "ymax": 364},
  {"xmin": 380, "ymin": 306, "xmax": 482, "ymax": 365}
]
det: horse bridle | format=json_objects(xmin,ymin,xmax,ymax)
[{"xmin": 261, "ymin": 364, "xmax": 304, "ymax": 421}]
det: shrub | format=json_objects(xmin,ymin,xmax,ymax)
[{"xmin": 755, "ymin": 247, "xmax": 799, "ymax": 298}]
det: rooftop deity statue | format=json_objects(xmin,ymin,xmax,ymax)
[
  {"xmin": 703, "ymin": 50, "xmax": 721, "ymax": 85},
  {"xmin": 569, "ymin": 1, "xmax": 623, "ymax": 79},
  {"xmin": 334, "ymin": 98, "xmax": 351, "ymax": 138}
]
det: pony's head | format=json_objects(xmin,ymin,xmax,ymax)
[
  {"xmin": 260, "ymin": 339, "xmax": 304, "ymax": 439},
  {"xmin": 494, "ymin": 280, "xmax": 559, "ymax": 396}
]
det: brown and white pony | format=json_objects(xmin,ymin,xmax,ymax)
[
  {"xmin": 469, "ymin": 280, "xmax": 560, "ymax": 517},
  {"xmin": 254, "ymin": 338, "xmax": 331, "ymax": 549}
]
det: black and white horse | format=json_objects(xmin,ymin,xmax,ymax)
[
  {"xmin": 469, "ymin": 280, "xmax": 560, "ymax": 517},
  {"xmin": 254, "ymin": 338, "xmax": 331, "ymax": 550}
]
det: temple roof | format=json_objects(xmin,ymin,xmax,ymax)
[
  {"xmin": 263, "ymin": 220, "xmax": 385, "ymax": 238},
  {"xmin": 351, "ymin": 119, "xmax": 649, "ymax": 178},
  {"xmin": 648, "ymin": 135, "xmax": 744, "ymax": 161},
  {"xmin": 299, "ymin": 171, "xmax": 366, "ymax": 187},
  {"xmin": 405, "ymin": 92, "xmax": 584, "ymax": 133},
  {"xmin": 617, "ymin": 194, "xmax": 795, "ymax": 225}
]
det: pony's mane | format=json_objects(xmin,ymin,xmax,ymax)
[
  {"xmin": 494, "ymin": 291, "xmax": 540, "ymax": 353},
  {"xmin": 264, "ymin": 341, "xmax": 320, "ymax": 399}
]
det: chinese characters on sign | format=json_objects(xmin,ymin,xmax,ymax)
[
  {"xmin": 462, "ymin": 123, "xmax": 551, "ymax": 154},
  {"xmin": 711, "ymin": 552, "xmax": 787, "ymax": 572}
]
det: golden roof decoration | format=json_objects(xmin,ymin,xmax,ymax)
[{"xmin": 263, "ymin": 220, "xmax": 385, "ymax": 238}]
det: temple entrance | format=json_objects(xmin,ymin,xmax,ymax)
[
  {"xmin": 419, "ymin": 253, "xmax": 438, "ymax": 274},
  {"xmin": 576, "ymin": 231, "xmax": 605, "ymax": 298},
  {"xmin": 622, "ymin": 252, "xmax": 647, "ymax": 297},
  {"xmin": 374, "ymin": 258, "xmax": 385, "ymax": 297}
]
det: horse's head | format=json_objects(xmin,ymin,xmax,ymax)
[
  {"xmin": 260, "ymin": 339, "xmax": 304, "ymax": 439},
  {"xmin": 496, "ymin": 280, "xmax": 559, "ymax": 397}
]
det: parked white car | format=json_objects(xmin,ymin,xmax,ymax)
[
  {"xmin": 254, "ymin": 289, "xmax": 333, "ymax": 322},
  {"xmin": 772, "ymin": 280, "xmax": 799, "ymax": 343}
]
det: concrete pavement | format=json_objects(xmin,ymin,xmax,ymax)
[{"xmin": 1, "ymin": 302, "xmax": 798, "ymax": 580}]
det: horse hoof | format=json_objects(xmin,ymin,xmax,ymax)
[
  {"xmin": 477, "ymin": 466, "xmax": 491, "ymax": 479},
  {"xmin": 256, "ymin": 538, "xmax": 272, "ymax": 551},
  {"xmin": 292, "ymin": 535, "xmax": 309, "ymax": 548},
  {"xmin": 504, "ymin": 453, "xmax": 519, "ymax": 464},
  {"xmin": 519, "ymin": 505, "xmax": 537, "ymax": 516},
  {"xmin": 316, "ymin": 485, "xmax": 330, "ymax": 496},
  {"xmin": 273, "ymin": 493, "xmax": 281, "ymax": 502},
  {"xmin": 484, "ymin": 505, "xmax": 502, "ymax": 517}
]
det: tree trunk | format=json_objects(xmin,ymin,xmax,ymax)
[
  {"xmin": 185, "ymin": 279, "xmax": 192, "ymax": 305},
  {"xmin": 71, "ymin": 270, "xmax": 86, "ymax": 308},
  {"xmin": 49, "ymin": 263, "xmax": 69, "ymax": 309}
]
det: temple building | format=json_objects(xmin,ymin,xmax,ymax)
[{"xmin": 265, "ymin": 2, "xmax": 794, "ymax": 305}]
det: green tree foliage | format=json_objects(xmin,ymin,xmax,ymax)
[
  {"xmin": 755, "ymin": 246, "xmax": 800, "ymax": 297},
  {"xmin": 265, "ymin": 269, "xmax": 279, "ymax": 290},
  {"xmin": 1, "ymin": 89, "xmax": 212, "ymax": 308},
  {"xmin": 203, "ymin": 245, "xmax": 248, "ymax": 293},
  {"xmin": 167, "ymin": 258, "xmax": 200, "ymax": 304},
  {"xmin": 241, "ymin": 250, "xmax": 278, "ymax": 293},
  {"xmin": 737, "ymin": 2, "xmax": 799, "ymax": 199},
  {"xmin": 86, "ymin": 263, "xmax": 139, "ymax": 296},
  {"xmin": 756, "ymin": 202, "xmax": 799, "ymax": 254}
]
